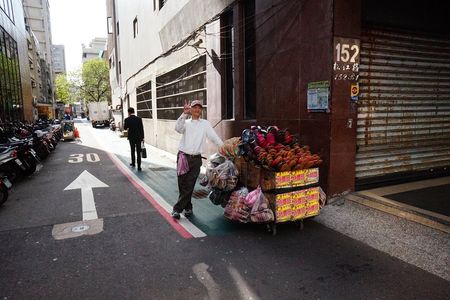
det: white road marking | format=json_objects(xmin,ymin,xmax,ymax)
[{"xmin": 64, "ymin": 170, "xmax": 109, "ymax": 220}]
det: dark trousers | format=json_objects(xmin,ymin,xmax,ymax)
[
  {"xmin": 129, "ymin": 140, "xmax": 142, "ymax": 167},
  {"xmin": 173, "ymin": 154, "xmax": 202, "ymax": 213}
]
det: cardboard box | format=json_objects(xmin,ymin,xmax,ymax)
[
  {"xmin": 306, "ymin": 200, "xmax": 320, "ymax": 217},
  {"xmin": 266, "ymin": 186, "xmax": 321, "ymax": 223},
  {"xmin": 292, "ymin": 204, "xmax": 307, "ymax": 220},
  {"xmin": 237, "ymin": 160, "xmax": 319, "ymax": 192},
  {"xmin": 261, "ymin": 167, "xmax": 319, "ymax": 191},
  {"xmin": 291, "ymin": 168, "xmax": 320, "ymax": 187}
]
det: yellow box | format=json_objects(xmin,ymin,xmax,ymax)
[
  {"xmin": 291, "ymin": 189, "xmax": 307, "ymax": 206},
  {"xmin": 306, "ymin": 200, "xmax": 320, "ymax": 217},
  {"xmin": 292, "ymin": 204, "xmax": 307, "ymax": 220},
  {"xmin": 276, "ymin": 207, "xmax": 293, "ymax": 222},
  {"xmin": 275, "ymin": 193, "xmax": 292, "ymax": 207}
]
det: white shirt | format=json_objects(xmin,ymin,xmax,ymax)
[{"xmin": 175, "ymin": 113, "xmax": 223, "ymax": 155}]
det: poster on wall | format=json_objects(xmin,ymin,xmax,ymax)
[
  {"xmin": 307, "ymin": 81, "xmax": 329, "ymax": 112},
  {"xmin": 333, "ymin": 37, "xmax": 360, "ymax": 81}
]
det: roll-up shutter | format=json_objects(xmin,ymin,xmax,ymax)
[{"xmin": 356, "ymin": 28, "xmax": 450, "ymax": 186}]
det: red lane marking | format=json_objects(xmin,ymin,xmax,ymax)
[{"xmin": 106, "ymin": 152, "xmax": 192, "ymax": 239}]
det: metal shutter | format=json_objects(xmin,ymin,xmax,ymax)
[{"xmin": 356, "ymin": 28, "xmax": 450, "ymax": 184}]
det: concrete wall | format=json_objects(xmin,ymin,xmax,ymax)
[{"xmin": 111, "ymin": 0, "xmax": 233, "ymax": 154}]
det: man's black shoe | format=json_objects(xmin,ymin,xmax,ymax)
[
  {"xmin": 184, "ymin": 209, "xmax": 193, "ymax": 218},
  {"xmin": 130, "ymin": 163, "xmax": 135, "ymax": 167},
  {"xmin": 171, "ymin": 211, "xmax": 180, "ymax": 219},
  {"xmin": 137, "ymin": 167, "xmax": 142, "ymax": 171}
]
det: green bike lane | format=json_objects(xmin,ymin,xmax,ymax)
[{"xmin": 115, "ymin": 153, "xmax": 244, "ymax": 236}]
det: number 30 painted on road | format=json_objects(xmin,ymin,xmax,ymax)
[{"xmin": 68, "ymin": 153, "xmax": 100, "ymax": 163}]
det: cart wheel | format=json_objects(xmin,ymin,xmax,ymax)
[
  {"xmin": 295, "ymin": 220, "xmax": 304, "ymax": 230},
  {"xmin": 271, "ymin": 223, "xmax": 277, "ymax": 236}
]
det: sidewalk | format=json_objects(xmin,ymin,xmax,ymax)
[{"xmin": 91, "ymin": 126, "xmax": 450, "ymax": 282}]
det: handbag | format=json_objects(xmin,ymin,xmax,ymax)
[{"xmin": 141, "ymin": 141, "xmax": 147, "ymax": 158}]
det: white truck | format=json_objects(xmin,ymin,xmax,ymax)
[{"xmin": 87, "ymin": 101, "xmax": 110, "ymax": 128}]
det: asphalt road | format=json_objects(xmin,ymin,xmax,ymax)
[{"xmin": 0, "ymin": 123, "xmax": 448, "ymax": 299}]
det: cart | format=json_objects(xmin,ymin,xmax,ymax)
[
  {"xmin": 62, "ymin": 120, "xmax": 75, "ymax": 141},
  {"xmin": 235, "ymin": 158, "xmax": 322, "ymax": 235},
  {"xmin": 265, "ymin": 184, "xmax": 321, "ymax": 235}
]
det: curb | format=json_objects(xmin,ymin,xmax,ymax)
[{"xmin": 345, "ymin": 192, "xmax": 450, "ymax": 234}]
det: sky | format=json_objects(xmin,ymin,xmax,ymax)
[{"xmin": 49, "ymin": 0, "xmax": 107, "ymax": 73}]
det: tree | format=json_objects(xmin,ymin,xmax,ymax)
[
  {"xmin": 55, "ymin": 73, "xmax": 71, "ymax": 104},
  {"xmin": 79, "ymin": 59, "xmax": 111, "ymax": 103}
]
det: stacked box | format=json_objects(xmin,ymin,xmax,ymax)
[
  {"xmin": 305, "ymin": 188, "xmax": 320, "ymax": 217},
  {"xmin": 267, "ymin": 186, "xmax": 321, "ymax": 223},
  {"xmin": 235, "ymin": 160, "xmax": 322, "ymax": 223},
  {"xmin": 261, "ymin": 168, "xmax": 319, "ymax": 191},
  {"xmin": 291, "ymin": 189, "xmax": 307, "ymax": 220},
  {"xmin": 236, "ymin": 159, "xmax": 319, "ymax": 191},
  {"xmin": 274, "ymin": 193, "xmax": 292, "ymax": 222}
]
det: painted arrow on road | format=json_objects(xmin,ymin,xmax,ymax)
[{"xmin": 64, "ymin": 170, "xmax": 109, "ymax": 220}]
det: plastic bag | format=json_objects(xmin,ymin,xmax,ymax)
[
  {"xmin": 250, "ymin": 189, "xmax": 274, "ymax": 223},
  {"xmin": 207, "ymin": 159, "xmax": 239, "ymax": 191},
  {"xmin": 218, "ymin": 137, "xmax": 241, "ymax": 159},
  {"xmin": 244, "ymin": 186, "xmax": 261, "ymax": 207},
  {"xmin": 177, "ymin": 152, "xmax": 189, "ymax": 176},
  {"xmin": 209, "ymin": 188, "xmax": 232, "ymax": 207},
  {"xmin": 224, "ymin": 187, "xmax": 250, "ymax": 223}
]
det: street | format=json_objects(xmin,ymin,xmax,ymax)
[{"xmin": 0, "ymin": 121, "xmax": 448, "ymax": 299}]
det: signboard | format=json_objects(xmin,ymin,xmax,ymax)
[
  {"xmin": 333, "ymin": 37, "xmax": 360, "ymax": 81},
  {"xmin": 307, "ymin": 81, "xmax": 329, "ymax": 112},
  {"xmin": 351, "ymin": 83, "xmax": 359, "ymax": 101}
]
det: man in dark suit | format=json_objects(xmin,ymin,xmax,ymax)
[{"xmin": 124, "ymin": 107, "xmax": 144, "ymax": 171}]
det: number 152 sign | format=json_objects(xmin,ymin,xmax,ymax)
[{"xmin": 333, "ymin": 37, "xmax": 360, "ymax": 81}]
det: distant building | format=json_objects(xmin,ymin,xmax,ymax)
[
  {"xmin": 0, "ymin": 0, "xmax": 31, "ymax": 122},
  {"xmin": 23, "ymin": 0, "xmax": 55, "ymax": 118},
  {"xmin": 52, "ymin": 45, "xmax": 66, "ymax": 75},
  {"xmin": 82, "ymin": 37, "xmax": 107, "ymax": 63},
  {"xmin": 27, "ymin": 29, "xmax": 43, "ymax": 121}
]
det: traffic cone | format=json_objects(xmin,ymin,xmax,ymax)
[{"xmin": 74, "ymin": 127, "xmax": 80, "ymax": 138}]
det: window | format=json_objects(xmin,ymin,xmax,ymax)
[
  {"xmin": 0, "ymin": 0, "xmax": 15, "ymax": 22},
  {"xmin": 222, "ymin": 9, "xmax": 235, "ymax": 119},
  {"xmin": 153, "ymin": 0, "xmax": 157, "ymax": 11},
  {"xmin": 0, "ymin": 25, "xmax": 24, "ymax": 121},
  {"xmin": 244, "ymin": 0, "xmax": 256, "ymax": 119},
  {"xmin": 116, "ymin": 21, "xmax": 120, "ymax": 35},
  {"xmin": 0, "ymin": 0, "xmax": 14, "ymax": 23},
  {"xmin": 136, "ymin": 81, "xmax": 152, "ymax": 119},
  {"xmin": 156, "ymin": 56, "xmax": 207, "ymax": 120},
  {"xmin": 107, "ymin": 17, "xmax": 113, "ymax": 34},
  {"xmin": 133, "ymin": 17, "xmax": 138, "ymax": 38},
  {"xmin": 118, "ymin": 61, "xmax": 121, "ymax": 74},
  {"xmin": 159, "ymin": 0, "xmax": 168, "ymax": 9}
]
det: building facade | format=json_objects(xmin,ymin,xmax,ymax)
[
  {"xmin": 52, "ymin": 44, "xmax": 66, "ymax": 75},
  {"xmin": 82, "ymin": 37, "xmax": 107, "ymax": 63},
  {"xmin": 1, "ymin": 0, "xmax": 32, "ymax": 122},
  {"xmin": 26, "ymin": 28, "xmax": 43, "ymax": 121},
  {"xmin": 107, "ymin": 0, "xmax": 450, "ymax": 196},
  {"xmin": 23, "ymin": 0, "xmax": 54, "ymax": 118}
]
